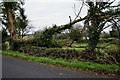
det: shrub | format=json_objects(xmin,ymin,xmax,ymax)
[
  {"xmin": 112, "ymin": 39, "xmax": 120, "ymax": 45},
  {"xmin": 100, "ymin": 33, "xmax": 110, "ymax": 39},
  {"xmin": 33, "ymin": 27, "xmax": 62, "ymax": 48},
  {"xmin": 58, "ymin": 40, "xmax": 72, "ymax": 46},
  {"xmin": 10, "ymin": 41, "xmax": 30, "ymax": 51},
  {"xmin": 19, "ymin": 45, "xmax": 120, "ymax": 64},
  {"xmin": 2, "ymin": 43, "xmax": 7, "ymax": 51},
  {"xmin": 20, "ymin": 46, "xmax": 81, "ymax": 60},
  {"xmin": 106, "ymin": 45, "xmax": 120, "ymax": 63},
  {"xmin": 2, "ymin": 42, "xmax": 10, "ymax": 51}
]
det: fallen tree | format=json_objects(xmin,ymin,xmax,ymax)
[{"xmin": 1, "ymin": 1, "xmax": 120, "ymax": 49}]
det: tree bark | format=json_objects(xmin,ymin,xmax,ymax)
[
  {"xmin": 7, "ymin": 7, "xmax": 34, "ymax": 42},
  {"xmin": 88, "ymin": 31, "xmax": 100, "ymax": 51},
  {"xmin": 8, "ymin": 7, "xmax": 16, "ymax": 39}
]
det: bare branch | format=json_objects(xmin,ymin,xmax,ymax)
[
  {"xmin": 73, "ymin": 4, "xmax": 77, "ymax": 18},
  {"xmin": 102, "ymin": 17, "xmax": 120, "ymax": 30},
  {"xmin": 58, "ymin": 15, "xmax": 88, "ymax": 31},
  {"xmin": 74, "ymin": 2, "xmax": 84, "ymax": 20}
]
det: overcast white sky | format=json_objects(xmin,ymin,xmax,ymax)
[
  {"xmin": 24, "ymin": 0, "xmax": 88, "ymax": 33},
  {"xmin": 0, "ymin": 0, "xmax": 119, "ymax": 33},
  {"xmin": 24, "ymin": 0, "xmax": 119, "ymax": 33}
]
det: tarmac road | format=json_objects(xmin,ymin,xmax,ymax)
[{"xmin": 2, "ymin": 55, "xmax": 106, "ymax": 78}]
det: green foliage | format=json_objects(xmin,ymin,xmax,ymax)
[
  {"xmin": 100, "ymin": 33, "xmax": 110, "ymax": 39},
  {"xmin": 58, "ymin": 40, "xmax": 72, "ymax": 46},
  {"xmin": 1, "ymin": 28, "xmax": 10, "ymax": 51},
  {"xmin": 34, "ymin": 26, "xmax": 62, "ymax": 48},
  {"xmin": 110, "ymin": 30, "xmax": 118, "ymax": 38},
  {"xmin": 1, "ymin": 51, "xmax": 120, "ymax": 71},
  {"xmin": 19, "ymin": 46, "xmax": 81, "ymax": 60},
  {"xmin": 1, "ymin": 1, "xmax": 29, "ymax": 39},
  {"xmin": 1, "ymin": 2, "xmax": 19, "ymax": 10},
  {"xmin": 15, "ymin": 7, "xmax": 29, "ymax": 38},
  {"xmin": 2, "ymin": 41, "xmax": 10, "ymax": 51},
  {"xmin": 79, "ymin": 39, "xmax": 88, "ymax": 43},
  {"xmin": 10, "ymin": 41, "xmax": 30, "ymax": 51},
  {"xmin": 1, "ymin": 1, "xmax": 24, "ymax": 27},
  {"xmin": 2, "ymin": 43, "xmax": 7, "ymax": 51},
  {"xmin": 87, "ymin": 24, "xmax": 101, "ymax": 51},
  {"xmin": 110, "ymin": 23, "xmax": 120, "ymax": 39},
  {"xmin": 84, "ymin": 1, "xmax": 119, "ymax": 51},
  {"xmin": 68, "ymin": 28, "xmax": 83, "ymax": 41},
  {"xmin": 106, "ymin": 44, "xmax": 120, "ymax": 63},
  {"xmin": 1, "ymin": 28, "xmax": 9, "ymax": 43}
]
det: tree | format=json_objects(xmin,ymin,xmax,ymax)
[
  {"xmin": 0, "ymin": 0, "xmax": 33, "ymax": 42},
  {"xmin": 14, "ymin": 7, "xmax": 29, "ymax": 38},
  {"xmin": 53, "ymin": 33, "xmax": 69, "ymax": 40},
  {"xmin": 0, "ymin": 0, "xmax": 87, "ymax": 44},
  {"xmin": 0, "ymin": 0, "xmax": 87, "ymax": 48},
  {"xmin": 1, "ymin": 27, "xmax": 9, "ymax": 43},
  {"xmin": 1, "ymin": 0, "xmax": 119, "ymax": 49},
  {"xmin": 68, "ymin": 26, "xmax": 84, "ymax": 47},
  {"xmin": 33, "ymin": 15, "xmax": 87, "ymax": 47},
  {"xmin": 84, "ymin": 1, "xmax": 120, "ymax": 51},
  {"xmin": 110, "ymin": 19, "xmax": 120, "ymax": 39}
]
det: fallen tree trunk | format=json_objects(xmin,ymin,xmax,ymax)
[
  {"xmin": 7, "ymin": 5, "xmax": 120, "ymax": 44},
  {"xmin": 7, "ymin": 7, "xmax": 88, "ymax": 43}
]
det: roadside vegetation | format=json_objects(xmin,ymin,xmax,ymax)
[{"xmin": 1, "ymin": 51, "xmax": 120, "ymax": 72}]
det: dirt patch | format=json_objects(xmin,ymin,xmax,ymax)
[{"xmin": 93, "ymin": 69, "xmax": 120, "ymax": 78}]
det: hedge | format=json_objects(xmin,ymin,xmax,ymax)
[{"xmin": 19, "ymin": 46, "xmax": 82, "ymax": 60}]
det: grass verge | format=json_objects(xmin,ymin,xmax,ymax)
[{"xmin": 0, "ymin": 51, "xmax": 120, "ymax": 71}]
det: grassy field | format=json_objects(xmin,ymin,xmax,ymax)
[
  {"xmin": 0, "ymin": 51, "xmax": 120, "ymax": 71},
  {"xmin": 72, "ymin": 43, "xmax": 119, "ymax": 47},
  {"xmin": 62, "ymin": 47, "xmax": 85, "ymax": 50},
  {"xmin": 66, "ymin": 43, "xmax": 119, "ymax": 50},
  {"xmin": 72, "ymin": 43, "xmax": 88, "ymax": 47}
]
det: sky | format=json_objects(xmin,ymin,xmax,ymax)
[
  {"xmin": 24, "ymin": 0, "xmax": 119, "ymax": 33},
  {"xmin": 0, "ymin": 0, "xmax": 119, "ymax": 33},
  {"xmin": 24, "ymin": 0, "xmax": 88, "ymax": 33}
]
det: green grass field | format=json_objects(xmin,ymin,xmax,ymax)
[
  {"xmin": 62, "ymin": 47, "xmax": 85, "ymax": 50},
  {"xmin": 72, "ymin": 43, "xmax": 88, "ymax": 47},
  {"xmin": 72, "ymin": 43, "xmax": 119, "ymax": 47},
  {"xmin": 67, "ymin": 43, "xmax": 119, "ymax": 50}
]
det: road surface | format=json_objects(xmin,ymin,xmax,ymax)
[{"xmin": 2, "ymin": 55, "xmax": 107, "ymax": 78}]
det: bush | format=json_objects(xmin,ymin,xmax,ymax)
[
  {"xmin": 33, "ymin": 27, "xmax": 62, "ymax": 48},
  {"xmin": 34, "ymin": 38, "xmax": 62, "ymax": 48},
  {"xmin": 2, "ymin": 43, "xmax": 7, "ymax": 51},
  {"xmin": 19, "ymin": 45, "xmax": 120, "ymax": 64},
  {"xmin": 10, "ymin": 41, "xmax": 31, "ymax": 51},
  {"xmin": 100, "ymin": 33, "xmax": 110, "ymax": 39},
  {"xmin": 20, "ymin": 46, "xmax": 81, "ymax": 60},
  {"xmin": 58, "ymin": 40, "xmax": 72, "ymax": 46},
  {"xmin": 2, "ymin": 42, "xmax": 10, "ymax": 51},
  {"xmin": 106, "ymin": 45, "xmax": 120, "ymax": 63},
  {"xmin": 1, "ymin": 28, "xmax": 10, "ymax": 43},
  {"xmin": 112, "ymin": 39, "xmax": 120, "ymax": 45}
]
